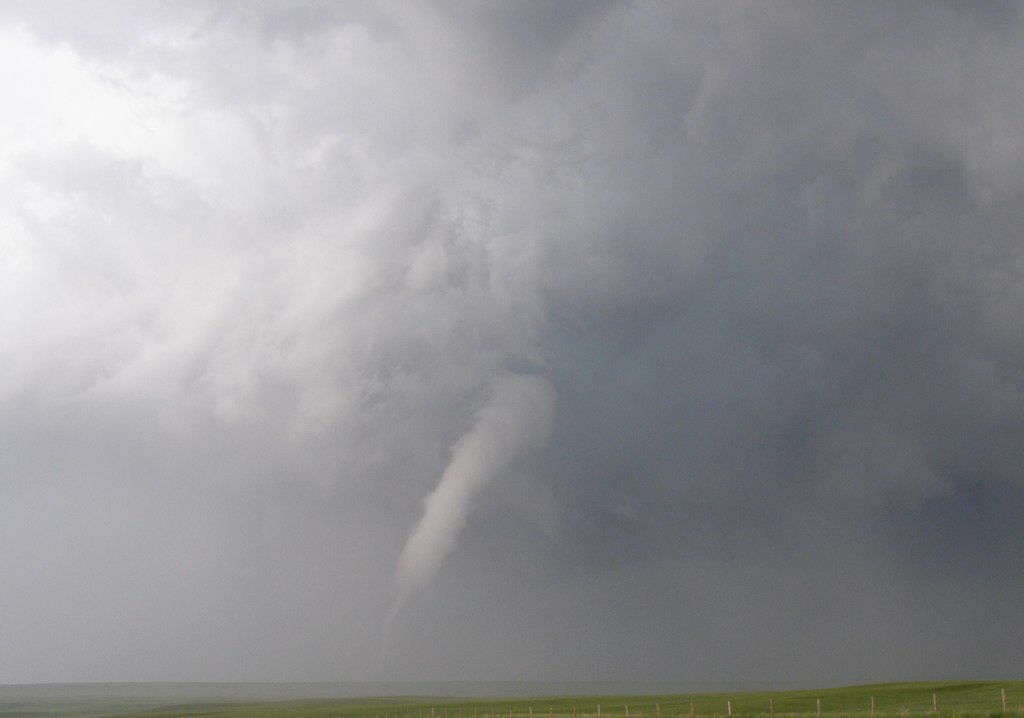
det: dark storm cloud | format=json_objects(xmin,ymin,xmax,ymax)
[{"xmin": 2, "ymin": 0, "xmax": 1024, "ymax": 685}]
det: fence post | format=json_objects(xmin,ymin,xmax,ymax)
[
  {"xmin": 689, "ymin": 702, "xmax": 694, "ymax": 718},
  {"xmin": 871, "ymin": 696, "xmax": 875, "ymax": 718},
  {"xmin": 727, "ymin": 701, "xmax": 732, "ymax": 717},
  {"xmin": 770, "ymin": 699, "xmax": 775, "ymax": 717},
  {"xmin": 933, "ymin": 693, "xmax": 937, "ymax": 714},
  {"xmin": 816, "ymin": 699, "xmax": 821, "ymax": 718},
  {"xmin": 1002, "ymin": 688, "xmax": 1007, "ymax": 712}
]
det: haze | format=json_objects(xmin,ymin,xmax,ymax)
[{"xmin": 2, "ymin": 1, "xmax": 1023, "ymax": 687}]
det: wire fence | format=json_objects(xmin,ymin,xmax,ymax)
[{"xmin": 366, "ymin": 686, "xmax": 1024, "ymax": 718}]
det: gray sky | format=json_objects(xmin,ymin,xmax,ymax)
[{"xmin": 2, "ymin": 0, "xmax": 1024, "ymax": 686}]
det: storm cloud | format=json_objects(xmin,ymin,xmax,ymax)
[{"xmin": 2, "ymin": 0, "xmax": 1024, "ymax": 686}]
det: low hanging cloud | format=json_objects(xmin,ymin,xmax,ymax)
[
  {"xmin": 385, "ymin": 374, "xmax": 555, "ymax": 661},
  {"xmin": 395, "ymin": 374, "xmax": 555, "ymax": 601},
  {"xmin": 1, "ymin": 0, "xmax": 1024, "ymax": 686}
]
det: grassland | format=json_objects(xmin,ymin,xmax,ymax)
[{"xmin": 1, "ymin": 681, "xmax": 1021, "ymax": 718}]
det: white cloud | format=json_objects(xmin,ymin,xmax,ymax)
[{"xmin": 3, "ymin": 0, "xmax": 1024, "ymax": 684}]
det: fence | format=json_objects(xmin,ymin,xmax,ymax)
[{"xmin": 362, "ymin": 685, "xmax": 1024, "ymax": 718}]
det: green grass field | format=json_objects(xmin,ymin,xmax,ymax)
[{"xmin": 2, "ymin": 681, "xmax": 1021, "ymax": 718}]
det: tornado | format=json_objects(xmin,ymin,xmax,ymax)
[{"xmin": 382, "ymin": 373, "xmax": 556, "ymax": 661}]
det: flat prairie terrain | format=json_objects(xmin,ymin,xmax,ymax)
[{"xmin": 1, "ymin": 681, "xmax": 1021, "ymax": 718}]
